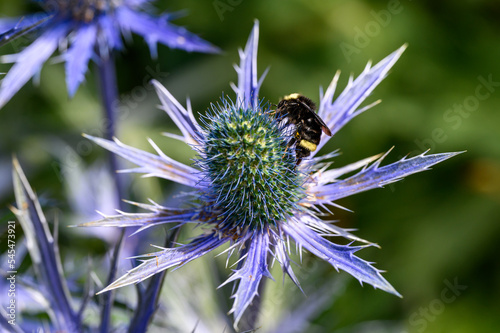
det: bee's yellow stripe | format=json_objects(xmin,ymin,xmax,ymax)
[{"xmin": 299, "ymin": 140, "xmax": 317, "ymax": 151}]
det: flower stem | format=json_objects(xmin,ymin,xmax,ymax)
[
  {"xmin": 127, "ymin": 226, "xmax": 181, "ymax": 333},
  {"xmin": 96, "ymin": 53, "xmax": 126, "ymax": 333},
  {"xmin": 97, "ymin": 54, "xmax": 125, "ymax": 209}
]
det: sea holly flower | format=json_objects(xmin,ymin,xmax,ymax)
[
  {"xmin": 0, "ymin": 0, "xmax": 219, "ymax": 108},
  {"xmin": 81, "ymin": 21, "xmax": 460, "ymax": 327}
]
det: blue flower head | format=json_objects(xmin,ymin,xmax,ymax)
[
  {"xmin": 82, "ymin": 21, "xmax": 460, "ymax": 328},
  {"xmin": 0, "ymin": 0, "xmax": 219, "ymax": 108}
]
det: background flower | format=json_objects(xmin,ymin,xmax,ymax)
[{"xmin": 0, "ymin": 0, "xmax": 219, "ymax": 107}]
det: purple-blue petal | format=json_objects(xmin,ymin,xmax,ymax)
[
  {"xmin": 0, "ymin": 13, "xmax": 51, "ymax": 34},
  {"xmin": 295, "ymin": 212, "xmax": 375, "ymax": 246},
  {"xmin": 221, "ymin": 231, "xmax": 272, "ymax": 328},
  {"xmin": 97, "ymin": 13, "xmax": 123, "ymax": 52},
  {"xmin": 78, "ymin": 207, "xmax": 198, "ymax": 234},
  {"xmin": 232, "ymin": 20, "xmax": 268, "ymax": 110},
  {"xmin": 313, "ymin": 45, "xmax": 407, "ymax": 155},
  {"xmin": 151, "ymin": 80, "xmax": 203, "ymax": 145},
  {"xmin": 273, "ymin": 230, "xmax": 302, "ymax": 290},
  {"xmin": 11, "ymin": 158, "xmax": 80, "ymax": 332},
  {"xmin": 0, "ymin": 23, "xmax": 69, "ymax": 108},
  {"xmin": 83, "ymin": 134, "xmax": 203, "ymax": 188},
  {"xmin": 65, "ymin": 24, "xmax": 97, "ymax": 97},
  {"xmin": 282, "ymin": 219, "xmax": 400, "ymax": 296},
  {"xmin": 116, "ymin": 7, "xmax": 219, "ymax": 58},
  {"xmin": 311, "ymin": 150, "xmax": 463, "ymax": 204},
  {"xmin": 0, "ymin": 14, "xmax": 52, "ymax": 47},
  {"xmin": 100, "ymin": 233, "xmax": 226, "ymax": 293},
  {"xmin": 0, "ymin": 17, "xmax": 20, "ymax": 32}
]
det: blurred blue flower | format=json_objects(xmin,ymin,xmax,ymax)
[
  {"xmin": 6, "ymin": 158, "xmax": 81, "ymax": 332},
  {"xmin": 0, "ymin": 0, "xmax": 219, "ymax": 108},
  {"xmin": 82, "ymin": 21, "xmax": 460, "ymax": 328}
]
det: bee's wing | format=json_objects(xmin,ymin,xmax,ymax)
[
  {"xmin": 297, "ymin": 99, "xmax": 332, "ymax": 136},
  {"xmin": 310, "ymin": 111, "xmax": 332, "ymax": 136}
]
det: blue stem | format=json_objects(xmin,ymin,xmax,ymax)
[
  {"xmin": 127, "ymin": 226, "xmax": 181, "ymax": 333},
  {"xmin": 98, "ymin": 54, "xmax": 125, "ymax": 207},
  {"xmin": 97, "ymin": 53, "xmax": 126, "ymax": 333}
]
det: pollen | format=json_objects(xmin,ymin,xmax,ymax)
[{"xmin": 284, "ymin": 93, "xmax": 301, "ymax": 100}]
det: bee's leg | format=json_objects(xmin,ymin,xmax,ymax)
[{"xmin": 295, "ymin": 147, "xmax": 310, "ymax": 166}]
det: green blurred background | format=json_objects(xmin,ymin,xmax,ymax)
[{"xmin": 1, "ymin": 0, "xmax": 499, "ymax": 332}]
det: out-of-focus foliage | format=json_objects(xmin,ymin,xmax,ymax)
[{"xmin": 1, "ymin": 0, "xmax": 499, "ymax": 332}]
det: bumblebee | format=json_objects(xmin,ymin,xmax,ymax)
[{"xmin": 275, "ymin": 93, "xmax": 332, "ymax": 165}]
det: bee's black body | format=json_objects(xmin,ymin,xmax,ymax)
[{"xmin": 275, "ymin": 93, "xmax": 332, "ymax": 165}]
